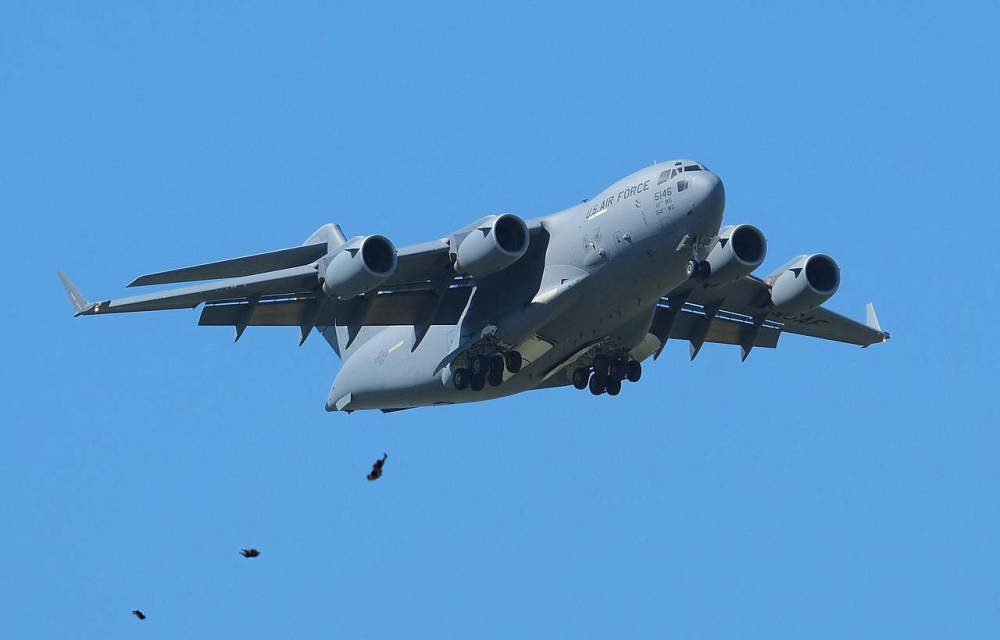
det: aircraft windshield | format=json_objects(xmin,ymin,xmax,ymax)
[{"xmin": 659, "ymin": 163, "xmax": 709, "ymax": 184}]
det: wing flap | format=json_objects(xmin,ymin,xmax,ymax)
[
  {"xmin": 81, "ymin": 265, "xmax": 319, "ymax": 315},
  {"xmin": 198, "ymin": 286, "xmax": 473, "ymax": 328},
  {"xmin": 658, "ymin": 305, "xmax": 781, "ymax": 349},
  {"xmin": 128, "ymin": 243, "xmax": 329, "ymax": 287}
]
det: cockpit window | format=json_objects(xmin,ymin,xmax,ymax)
[
  {"xmin": 657, "ymin": 170, "xmax": 670, "ymax": 185},
  {"xmin": 683, "ymin": 164, "xmax": 702, "ymax": 172}
]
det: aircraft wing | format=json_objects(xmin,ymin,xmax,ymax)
[
  {"xmin": 658, "ymin": 274, "xmax": 889, "ymax": 360},
  {"xmin": 57, "ymin": 224, "xmax": 540, "ymax": 343}
]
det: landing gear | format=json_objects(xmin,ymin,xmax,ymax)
[
  {"xmin": 469, "ymin": 373, "xmax": 486, "ymax": 391},
  {"xmin": 576, "ymin": 352, "xmax": 643, "ymax": 397},
  {"xmin": 456, "ymin": 349, "xmax": 524, "ymax": 392},
  {"xmin": 686, "ymin": 259, "xmax": 711, "ymax": 280},
  {"xmin": 610, "ymin": 359, "xmax": 628, "ymax": 381},
  {"xmin": 505, "ymin": 350, "xmax": 522, "ymax": 374},
  {"xmin": 606, "ymin": 376, "xmax": 622, "ymax": 396},
  {"xmin": 592, "ymin": 355, "xmax": 610, "ymax": 377},
  {"xmin": 471, "ymin": 354, "xmax": 491, "ymax": 377},
  {"xmin": 589, "ymin": 372, "xmax": 607, "ymax": 395},
  {"xmin": 626, "ymin": 360, "xmax": 642, "ymax": 383},
  {"xmin": 487, "ymin": 355, "xmax": 504, "ymax": 387},
  {"xmin": 453, "ymin": 368, "xmax": 470, "ymax": 390}
]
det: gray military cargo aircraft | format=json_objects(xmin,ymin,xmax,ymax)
[{"xmin": 60, "ymin": 160, "xmax": 889, "ymax": 412}]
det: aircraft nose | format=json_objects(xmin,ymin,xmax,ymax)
[{"xmin": 688, "ymin": 170, "xmax": 725, "ymax": 219}]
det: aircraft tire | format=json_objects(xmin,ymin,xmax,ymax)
[
  {"xmin": 686, "ymin": 259, "xmax": 697, "ymax": 278},
  {"xmin": 572, "ymin": 368, "xmax": 590, "ymax": 390},
  {"xmin": 471, "ymin": 354, "xmax": 491, "ymax": 377},
  {"xmin": 626, "ymin": 360, "xmax": 642, "ymax": 382},
  {"xmin": 505, "ymin": 350, "xmax": 523, "ymax": 373},
  {"xmin": 453, "ymin": 368, "xmax": 470, "ymax": 390},
  {"xmin": 470, "ymin": 373, "xmax": 486, "ymax": 391},
  {"xmin": 589, "ymin": 372, "xmax": 607, "ymax": 395},
  {"xmin": 606, "ymin": 377, "xmax": 622, "ymax": 396},
  {"xmin": 593, "ymin": 355, "xmax": 610, "ymax": 377},
  {"xmin": 490, "ymin": 354, "xmax": 505, "ymax": 376},
  {"xmin": 486, "ymin": 367, "xmax": 503, "ymax": 387}
]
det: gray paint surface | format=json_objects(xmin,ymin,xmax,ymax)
[{"xmin": 60, "ymin": 160, "xmax": 889, "ymax": 412}]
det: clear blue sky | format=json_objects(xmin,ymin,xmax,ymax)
[{"xmin": 2, "ymin": 2, "xmax": 998, "ymax": 638}]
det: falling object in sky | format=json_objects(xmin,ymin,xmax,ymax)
[{"xmin": 367, "ymin": 453, "xmax": 388, "ymax": 481}]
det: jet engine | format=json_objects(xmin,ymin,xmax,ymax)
[
  {"xmin": 701, "ymin": 224, "xmax": 767, "ymax": 286},
  {"xmin": 454, "ymin": 214, "xmax": 529, "ymax": 278},
  {"xmin": 321, "ymin": 235, "xmax": 398, "ymax": 299},
  {"xmin": 766, "ymin": 253, "xmax": 840, "ymax": 312}
]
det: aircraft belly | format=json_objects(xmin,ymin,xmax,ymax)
[
  {"xmin": 327, "ymin": 325, "xmax": 532, "ymax": 411},
  {"xmin": 329, "ymin": 212, "xmax": 701, "ymax": 411}
]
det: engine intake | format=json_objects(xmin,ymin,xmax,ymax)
[
  {"xmin": 701, "ymin": 224, "xmax": 767, "ymax": 286},
  {"xmin": 454, "ymin": 214, "xmax": 529, "ymax": 277},
  {"xmin": 321, "ymin": 235, "xmax": 397, "ymax": 299},
  {"xmin": 767, "ymin": 253, "xmax": 840, "ymax": 312}
]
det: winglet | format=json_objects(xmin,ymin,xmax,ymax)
[
  {"xmin": 865, "ymin": 302, "xmax": 881, "ymax": 332},
  {"xmin": 862, "ymin": 302, "xmax": 890, "ymax": 346},
  {"xmin": 57, "ymin": 270, "xmax": 97, "ymax": 316}
]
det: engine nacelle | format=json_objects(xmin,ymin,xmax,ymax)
[
  {"xmin": 766, "ymin": 253, "xmax": 840, "ymax": 312},
  {"xmin": 321, "ymin": 235, "xmax": 397, "ymax": 299},
  {"xmin": 701, "ymin": 224, "xmax": 767, "ymax": 286},
  {"xmin": 454, "ymin": 214, "xmax": 529, "ymax": 278}
]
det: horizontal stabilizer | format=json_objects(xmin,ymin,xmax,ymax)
[{"xmin": 128, "ymin": 243, "xmax": 329, "ymax": 287}]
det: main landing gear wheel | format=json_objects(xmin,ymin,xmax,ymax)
[
  {"xmin": 487, "ymin": 369, "xmax": 503, "ymax": 387},
  {"xmin": 490, "ymin": 354, "xmax": 504, "ymax": 375},
  {"xmin": 471, "ymin": 354, "xmax": 491, "ymax": 377},
  {"xmin": 453, "ymin": 368, "xmax": 470, "ymax": 390},
  {"xmin": 589, "ymin": 372, "xmax": 607, "ymax": 395},
  {"xmin": 487, "ymin": 356, "xmax": 504, "ymax": 387},
  {"xmin": 504, "ymin": 350, "xmax": 523, "ymax": 374},
  {"xmin": 469, "ymin": 373, "xmax": 486, "ymax": 391},
  {"xmin": 686, "ymin": 259, "xmax": 711, "ymax": 279},
  {"xmin": 606, "ymin": 376, "xmax": 622, "ymax": 396},
  {"xmin": 697, "ymin": 261, "xmax": 711, "ymax": 279},
  {"xmin": 572, "ymin": 367, "xmax": 590, "ymax": 390},
  {"xmin": 592, "ymin": 355, "xmax": 610, "ymax": 377},
  {"xmin": 626, "ymin": 360, "xmax": 642, "ymax": 383}
]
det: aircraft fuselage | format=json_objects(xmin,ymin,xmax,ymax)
[{"xmin": 325, "ymin": 160, "xmax": 725, "ymax": 411}]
